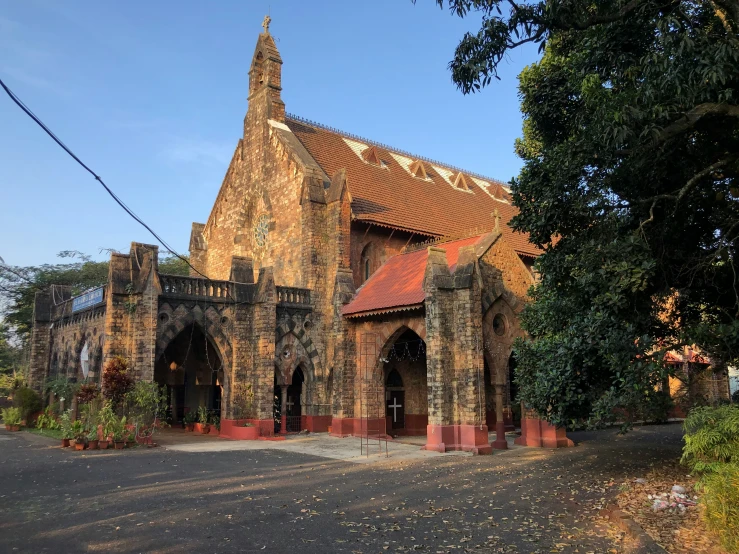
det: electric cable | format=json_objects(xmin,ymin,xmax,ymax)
[{"xmin": 0, "ymin": 77, "xmax": 210, "ymax": 281}]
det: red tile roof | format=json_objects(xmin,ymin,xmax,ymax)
[
  {"xmin": 285, "ymin": 115, "xmax": 541, "ymax": 257},
  {"xmin": 342, "ymin": 235, "xmax": 485, "ymax": 317}
]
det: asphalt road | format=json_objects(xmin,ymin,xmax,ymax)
[{"xmin": 0, "ymin": 424, "xmax": 684, "ymax": 553}]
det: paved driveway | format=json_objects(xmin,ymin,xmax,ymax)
[{"xmin": 0, "ymin": 424, "xmax": 684, "ymax": 553}]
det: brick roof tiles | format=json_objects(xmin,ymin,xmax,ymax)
[
  {"xmin": 342, "ymin": 234, "xmax": 485, "ymax": 317},
  {"xmin": 285, "ymin": 116, "xmax": 541, "ymax": 257}
]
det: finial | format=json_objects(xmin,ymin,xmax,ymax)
[
  {"xmin": 493, "ymin": 209, "xmax": 501, "ymax": 233},
  {"xmin": 262, "ymin": 14, "xmax": 271, "ymax": 34}
]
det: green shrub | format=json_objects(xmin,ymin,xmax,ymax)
[
  {"xmin": 700, "ymin": 463, "xmax": 739, "ymax": 553},
  {"xmin": 35, "ymin": 407, "xmax": 60, "ymax": 430},
  {"xmin": 682, "ymin": 405, "xmax": 739, "ymax": 473},
  {"xmin": 1, "ymin": 406, "xmax": 22, "ymax": 425},
  {"xmin": 12, "ymin": 387, "xmax": 42, "ymax": 423}
]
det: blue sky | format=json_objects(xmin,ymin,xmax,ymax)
[{"xmin": 0, "ymin": 0, "xmax": 540, "ymax": 267}]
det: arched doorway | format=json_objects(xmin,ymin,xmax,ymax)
[
  {"xmin": 273, "ymin": 366, "xmax": 306, "ymax": 434},
  {"xmin": 386, "ymin": 369, "xmax": 405, "ymax": 430},
  {"xmin": 155, "ymin": 323, "xmax": 223, "ymax": 425},
  {"xmin": 382, "ymin": 328, "xmax": 427, "ymax": 436},
  {"xmin": 286, "ymin": 368, "xmax": 304, "ymax": 432}
]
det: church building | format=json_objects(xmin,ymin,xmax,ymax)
[{"xmin": 28, "ymin": 22, "xmax": 572, "ymax": 453}]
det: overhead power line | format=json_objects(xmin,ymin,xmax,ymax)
[{"xmin": 0, "ymin": 77, "xmax": 209, "ymax": 281}]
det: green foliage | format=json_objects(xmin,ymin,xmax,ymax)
[
  {"xmin": 124, "ymin": 381, "xmax": 166, "ymax": 428},
  {"xmin": 110, "ymin": 416, "xmax": 129, "ymax": 442},
  {"xmin": 45, "ymin": 377, "xmax": 77, "ymax": 402},
  {"xmin": 158, "ymin": 254, "xmax": 191, "ymax": 276},
  {"xmin": 1, "ymin": 406, "xmax": 22, "ymax": 426},
  {"xmin": 35, "ymin": 407, "xmax": 60, "ymax": 430},
  {"xmin": 102, "ymin": 357, "xmax": 133, "ymax": 410},
  {"xmin": 699, "ymin": 463, "xmax": 739, "ymax": 552},
  {"xmin": 197, "ymin": 405, "xmax": 210, "ymax": 425},
  {"xmin": 71, "ymin": 419, "xmax": 86, "ymax": 441},
  {"xmin": 12, "ymin": 387, "xmax": 42, "ymax": 422},
  {"xmin": 682, "ymin": 405, "xmax": 739, "ymax": 473},
  {"xmin": 59, "ymin": 410, "xmax": 73, "ymax": 440},
  {"xmin": 97, "ymin": 402, "xmax": 117, "ymax": 439},
  {"xmin": 183, "ymin": 410, "xmax": 197, "ymax": 425},
  {"xmin": 435, "ymin": 0, "xmax": 739, "ymax": 425}
]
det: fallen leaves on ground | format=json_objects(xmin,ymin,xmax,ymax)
[{"xmin": 615, "ymin": 462, "xmax": 726, "ymax": 554}]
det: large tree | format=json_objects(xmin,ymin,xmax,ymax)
[{"xmin": 433, "ymin": 0, "xmax": 739, "ymax": 426}]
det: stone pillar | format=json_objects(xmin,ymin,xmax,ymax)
[
  {"xmin": 251, "ymin": 267, "xmax": 277, "ymax": 436},
  {"xmin": 28, "ymin": 290, "xmax": 55, "ymax": 394},
  {"xmin": 423, "ymin": 246, "xmax": 491, "ymax": 455},
  {"xmin": 492, "ymin": 383, "xmax": 508, "ymax": 449}
]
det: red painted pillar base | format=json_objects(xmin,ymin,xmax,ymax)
[
  {"xmin": 424, "ymin": 424, "xmax": 492, "ymax": 455},
  {"xmin": 328, "ymin": 417, "xmax": 389, "ymax": 439},
  {"xmin": 302, "ymin": 415, "xmax": 331, "ymax": 433},
  {"xmin": 492, "ymin": 420, "xmax": 508, "ymax": 450},
  {"xmin": 514, "ymin": 417, "xmax": 574, "ymax": 448}
]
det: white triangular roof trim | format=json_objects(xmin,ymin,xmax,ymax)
[
  {"xmin": 389, "ymin": 152, "xmax": 413, "ymax": 172},
  {"xmin": 471, "ymin": 176, "xmax": 510, "ymax": 202},
  {"xmin": 391, "ymin": 153, "xmax": 433, "ymax": 181},
  {"xmin": 431, "ymin": 165, "xmax": 454, "ymax": 185},
  {"xmin": 342, "ymin": 137, "xmax": 369, "ymax": 160}
]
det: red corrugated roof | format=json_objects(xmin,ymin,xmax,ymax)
[
  {"xmin": 342, "ymin": 235, "xmax": 484, "ymax": 317},
  {"xmin": 285, "ymin": 116, "xmax": 542, "ymax": 257}
]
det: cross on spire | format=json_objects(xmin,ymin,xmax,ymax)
[
  {"xmin": 493, "ymin": 209, "xmax": 501, "ymax": 233},
  {"xmin": 262, "ymin": 14, "xmax": 271, "ymax": 34}
]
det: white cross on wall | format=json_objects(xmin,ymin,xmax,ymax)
[
  {"xmin": 388, "ymin": 397, "xmax": 402, "ymax": 422},
  {"xmin": 286, "ymin": 398, "xmax": 295, "ymax": 412}
]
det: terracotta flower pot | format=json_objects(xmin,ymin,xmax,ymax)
[
  {"xmin": 88, "ymin": 439, "xmax": 99, "ymax": 450},
  {"xmin": 74, "ymin": 441, "xmax": 86, "ymax": 451},
  {"xmin": 61, "ymin": 438, "xmax": 70, "ymax": 448},
  {"xmin": 185, "ymin": 423, "xmax": 194, "ymax": 432},
  {"xmin": 114, "ymin": 441, "xmax": 125, "ymax": 450},
  {"xmin": 98, "ymin": 440, "xmax": 109, "ymax": 450},
  {"xmin": 201, "ymin": 424, "xmax": 211, "ymax": 434},
  {"xmin": 5, "ymin": 424, "xmax": 20, "ymax": 432}
]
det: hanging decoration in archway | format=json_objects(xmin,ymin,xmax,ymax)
[{"xmin": 381, "ymin": 339, "xmax": 426, "ymax": 363}]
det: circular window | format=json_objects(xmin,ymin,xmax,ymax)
[
  {"xmin": 159, "ymin": 313, "xmax": 169, "ymax": 324},
  {"xmin": 492, "ymin": 313, "xmax": 507, "ymax": 336},
  {"xmin": 220, "ymin": 316, "xmax": 229, "ymax": 326},
  {"xmin": 254, "ymin": 214, "xmax": 270, "ymax": 247}
]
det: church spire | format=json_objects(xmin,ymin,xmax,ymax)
[{"xmin": 247, "ymin": 16, "xmax": 284, "ymax": 122}]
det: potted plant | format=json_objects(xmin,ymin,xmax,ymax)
[
  {"xmin": 59, "ymin": 410, "xmax": 73, "ymax": 447},
  {"xmin": 97, "ymin": 402, "xmax": 116, "ymax": 449},
  {"xmin": 86, "ymin": 427, "xmax": 99, "ymax": 450},
  {"xmin": 1, "ymin": 407, "xmax": 22, "ymax": 431},
  {"xmin": 71, "ymin": 420, "xmax": 87, "ymax": 450},
  {"xmin": 183, "ymin": 410, "xmax": 196, "ymax": 432},
  {"xmin": 196, "ymin": 406, "xmax": 210, "ymax": 434},
  {"xmin": 112, "ymin": 416, "xmax": 128, "ymax": 449}
]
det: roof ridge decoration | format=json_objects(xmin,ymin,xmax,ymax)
[
  {"xmin": 401, "ymin": 227, "xmax": 489, "ymax": 254},
  {"xmin": 286, "ymin": 112, "xmax": 510, "ymax": 189}
]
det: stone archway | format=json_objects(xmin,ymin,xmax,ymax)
[
  {"xmin": 381, "ymin": 328, "xmax": 427, "ymax": 437},
  {"xmin": 154, "ymin": 322, "xmax": 226, "ymax": 425}
]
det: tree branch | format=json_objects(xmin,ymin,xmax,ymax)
[{"xmin": 652, "ymin": 103, "xmax": 739, "ymax": 145}]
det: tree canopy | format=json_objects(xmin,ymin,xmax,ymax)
[{"xmin": 435, "ymin": 0, "xmax": 739, "ymax": 426}]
